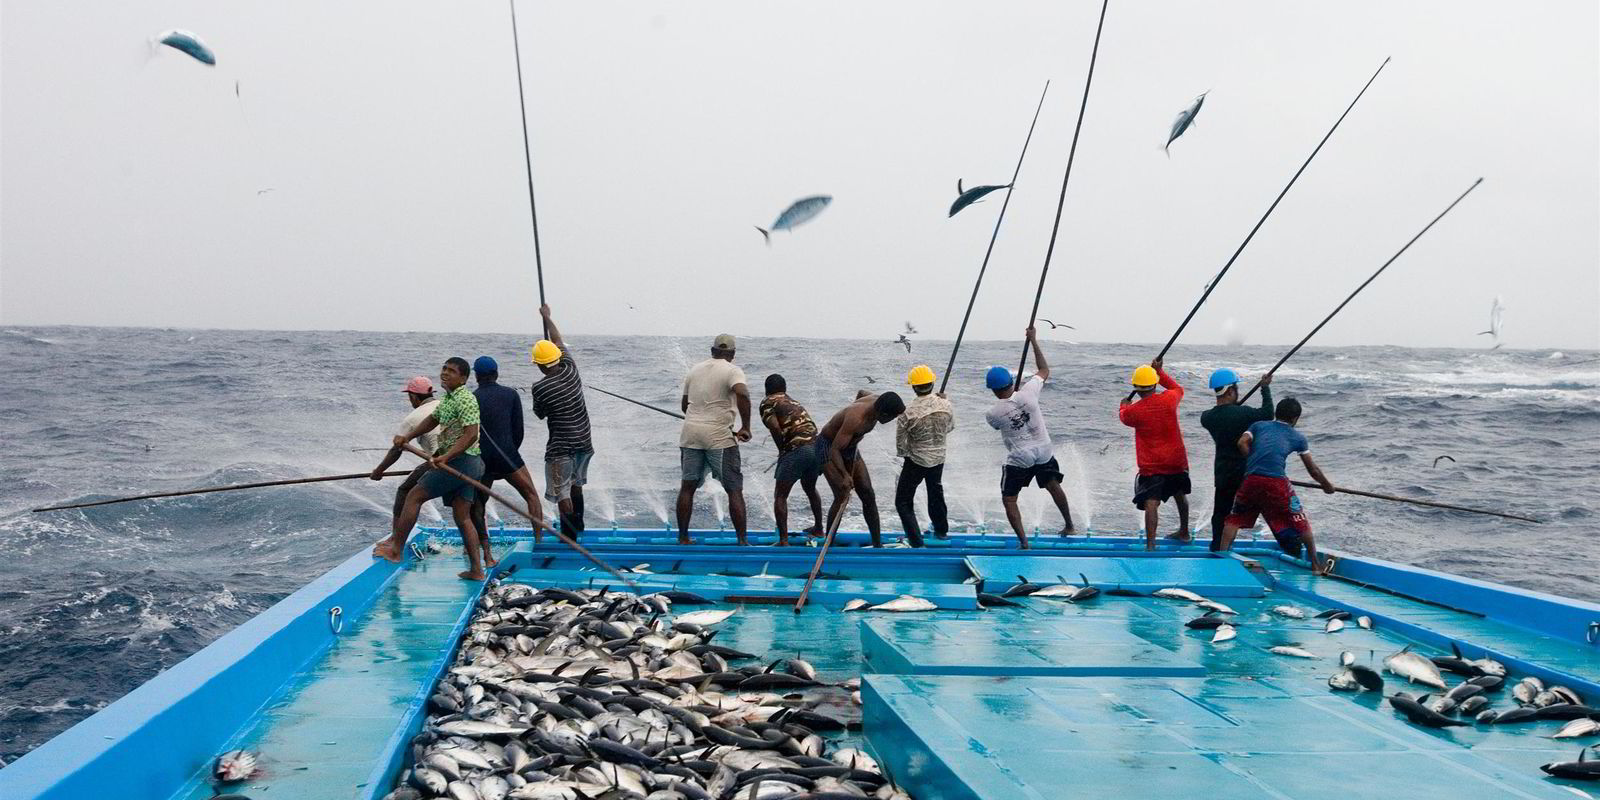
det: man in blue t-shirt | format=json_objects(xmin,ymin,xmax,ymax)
[{"xmin": 1215, "ymin": 398, "xmax": 1337, "ymax": 573}]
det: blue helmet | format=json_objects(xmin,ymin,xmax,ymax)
[
  {"xmin": 1208, "ymin": 368, "xmax": 1240, "ymax": 392},
  {"xmin": 473, "ymin": 355, "xmax": 499, "ymax": 374},
  {"xmin": 985, "ymin": 366, "xmax": 1013, "ymax": 390}
]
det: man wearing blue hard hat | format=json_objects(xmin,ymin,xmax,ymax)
[
  {"xmin": 984, "ymin": 327, "xmax": 1074, "ymax": 549},
  {"xmin": 469, "ymin": 354, "xmax": 550, "ymax": 554},
  {"xmin": 1199, "ymin": 367, "xmax": 1273, "ymax": 550}
]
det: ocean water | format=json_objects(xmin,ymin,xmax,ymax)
[{"xmin": 0, "ymin": 324, "xmax": 1596, "ymax": 761}]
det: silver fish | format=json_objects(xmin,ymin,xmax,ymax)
[
  {"xmin": 1382, "ymin": 647, "xmax": 1449, "ymax": 690},
  {"xmin": 843, "ymin": 598, "xmax": 871, "ymax": 612},
  {"xmin": 1164, "ymin": 92, "xmax": 1207, "ymax": 153},
  {"xmin": 831, "ymin": 747, "xmax": 880, "ymax": 774},
  {"xmin": 153, "ymin": 29, "xmax": 216, "ymax": 66},
  {"xmin": 756, "ymin": 195, "xmax": 832, "ymax": 244},
  {"xmin": 447, "ymin": 780, "xmax": 481, "ymax": 800},
  {"xmin": 1478, "ymin": 295, "xmax": 1505, "ymax": 348},
  {"xmin": 1211, "ymin": 625, "xmax": 1237, "ymax": 643},
  {"xmin": 1357, "ymin": 615, "xmax": 1373, "ymax": 630},
  {"xmin": 870, "ymin": 595, "xmax": 937, "ymax": 612},
  {"xmin": 675, "ymin": 609, "xmax": 736, "ymax": 626},
  {"xmin": 1269, "ymin": 646, "xmax": 1317, "ymax": 659},
  {"xmin": 1329, "ymin": 670, "xmax": 1360, "ymax": 691},
  {"xmin": 1196, "ymin": 600, "xmax": 1236, "ymax": 615},
  {"xmin": 948, "ymin": 179, "xmax": 1011, "ymax": 217},
  {"xmin": 411, "ymin": 767, "xmax": 449, "ymax": 795},
  {"xmin": 1270, "ymin": 605, "xmax": 1307, "ymax": 619},
  {"xmin": 1153, "ymin": 588, "xmax": 1207, "ymax": 603},
  {"xmin": 1324, "ymin": 618, "xmax": 1345, "ymax": 634},
  {"xmin": 1552, "ymin": 718, "xmax": 1600, "ymax": 739},
  {"xmin": 214, "ymin": 749, "xmax": 257, "ymax": 782}
]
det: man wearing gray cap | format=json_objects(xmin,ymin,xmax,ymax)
[{"xmin": 675, "ymin": 334, "xmax": 753, "ymax": 544}]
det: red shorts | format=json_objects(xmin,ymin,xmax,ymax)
[{"xmin": 1225, "ymin": 475, "xmax": 1311, "ymax": 538}]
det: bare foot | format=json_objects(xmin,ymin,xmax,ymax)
[
  {"xmin": 736, "ymin": 536, "xmax": 748, "ymax": 546},
  {"xmin": 1165, "ymin": 530, "xmax": 1192, "ymax": 542},
  {"xmin": 372, "ymin": 542, "xmax": 402, "ymax": 563},
  {"xmin": 1059, "ymin": 525, "xmax": 1076, "ymax": 536},
  {"xmin": 482, "ymin": 551, "xmax": 499, "ymax": 568},
  {"xmin": 802, "ymin": 525, "xmax": 822, "ymax": 537},
  {"xmin": 458, "ymin": 569, "xmax": 486, "ymax": 581},
  {"xmin": 777, "ymin": 537, "xmax": 790, "ymax": 547},
  {"xmin": 677, "ymin": 535, "xmax": 693, "ymax": 545}
]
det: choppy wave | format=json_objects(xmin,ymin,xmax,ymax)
[{"xmin": 0, "ymin": 326, "xmax": 1595, "ymax": 761}]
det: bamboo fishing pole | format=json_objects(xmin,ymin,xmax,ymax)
[
  {"xmin": 1239, "ymin": 178, "xmax": 1484, "ymax": 403},
  {"xmin": 32, "ymin": 471, "xmax": 414, "ymax": 513},
  {"xmin": 587, "ymin": 385, "xmax": 685, "ymax": 419},
  {"xmin": 1288, "ymin": 479, "xmax": 1542, "ymax": 524},
  {"xmin": 939, "ymin": 81, "xmax": 1051, "ymax": 394},
  {"xmin": 397, "ymin": 443, "xmax": 636, "ymax": 583},
  {"xmin": 1014, "ymin": 0, "xmax": 1110, "ymax": 386},
  {"xmin": 794, "ymin": 497, "xmax": 852, "ymax": 613},
  {"xmin": 1152, "ymin": 57, "xmax": 1391, "ymax": 363},
  {"xmin": 508, "ymin": 0, "xmax": 549, "ymax": 339}
]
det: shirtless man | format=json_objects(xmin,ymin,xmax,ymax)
[{"xmin": 815, "ymin": 391, "xmax": 906, "ymax": 547}]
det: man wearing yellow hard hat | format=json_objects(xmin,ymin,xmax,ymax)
[
  {"xmin": 893, "ymin": 364, "xmax": 953, "ymax": 546},
  {"xmin": 1119, "ymin": 357, "xmax": 1191, "ymax": 549},
  {"xmin": 528, "ymin": 305, "xmax": 594, "ymax": 537}
]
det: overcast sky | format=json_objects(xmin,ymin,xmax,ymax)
[{"xmin": 2, "ymin": 1, "xmax": 1596, "ymax": 349}]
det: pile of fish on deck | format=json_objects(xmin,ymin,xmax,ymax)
[
  {"xmin": 380, "ymin": 579, "xmax": 912, "ymax": 800},
  {"xmin": 974, "ymin": 576, "xmax": 1600, "ymax": 783}
]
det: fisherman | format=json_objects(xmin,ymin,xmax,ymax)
[
  {"xmin": 894, "ymin": 365, "xmax": 953, "ymax": 546},
  {"xmin": 369, "ymin": 376, "xmax": 438, "ymax": 520},
  {"xmin": 985, "ymin": 327, "xmax": 1073, "ymax": 549},
  {"xmin": 1215, "ymin": 397, "xmax": 1336, "ymax": 573},
  {"xmin": 375, "ymin": 357, "xmax": 489, "ymax": 580},
  {"xmin": 1119, "ymin": 358, "xmax": 1191, "ymax": 549},
  {"xmin": 816, "ymin": 391, "xmax": 906, "ymax": 547},
  {"xmin": 759, "ymin": 374, "xmax": 823, "ymax": 546},
  {"xmin": 467, "ymin": 355, "xmax": 547, "ymax": 559},
  {"xmin": 529, "ymin": 305, "xmax": 594, "ymax": 537},
  {"xmin": 1199, "ymin": 369, "xmax": 1273, "ymax": 551},
  {"xmin": 676, "ymin": 334, "xmax": 753, "ymax": 545}
]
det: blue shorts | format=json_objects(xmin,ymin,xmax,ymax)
[{"xmin": 419, "ymin": 454, "xmax": 484, "ymax": 505}]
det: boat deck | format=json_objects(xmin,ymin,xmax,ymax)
[{"xmin": 4, "ymin": 527, "xmax": 1597, "ymax": 800}]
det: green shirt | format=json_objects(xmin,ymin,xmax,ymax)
[
  {"xmin": 1199, "ymin": 385, "xmax": 1272, "ymax": 478},
  {"xmin": 432, "ymin": 386, "xmax": 481, "ymax": 457}
]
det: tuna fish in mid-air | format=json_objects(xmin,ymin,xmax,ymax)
[
  {"xmin": 1478, "ymin": 296, "xmax": 1505, "ymax": 349},
  {"xmin": 948, "ymin": 179, "xmax": 1011, "ymax": 217},
  {"xmin": 756, "ymin": 195, "xmax": 832, "ymax": 245},
  {"xmin": 152, "ymin": 29, "xmax": 216, "ymax": 65},
  {"xmin": 1382, "ymin": 646, "xmax": 1449, "ymax": 689},
  {"xmin": 1164, "ymin": 92, "xmax": 1207, "ymax": 154}
]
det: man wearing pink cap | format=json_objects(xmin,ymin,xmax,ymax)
[{"xmin": 370, "ymin": 376, "xmax": 440, "ymax": 519}]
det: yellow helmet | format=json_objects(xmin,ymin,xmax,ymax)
[
  {"xmin": 1131, "ymin": 365, "xmax": 1159, "ymax": 388},
  {"xmin": 907, "ymin": 364, "xmax": 936, "ymax": 386},
  {"xmin": 531, "ymin": 340, "xmax": 562, "ymax": 366}
]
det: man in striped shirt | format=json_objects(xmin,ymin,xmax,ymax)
[{"xmin": 530, "ymin": 305, "xmax": 594, "ymax": 536}]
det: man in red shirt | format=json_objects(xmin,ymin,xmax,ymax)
[{"xmin": 1118, "ymin": 357, "xmax": 1191, "ymax": 550}]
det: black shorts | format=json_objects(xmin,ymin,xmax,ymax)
[
  {"xmin": 1132, "ymin": 471, "xmax": 1191, "ymax": 507},
  {"xmin": 775, "ymin": 444, "xmax": 823, "ymax": 484},
  {"xmin": 1002, "ymin": 458, "xmax": 1063, "ymax": 497}
]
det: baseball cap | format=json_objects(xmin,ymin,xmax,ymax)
[
  {"xmin": 713, "ymin": 334, "xmax": 736, "ymax": 350},
  {"xmin": 404, "ymin": 376, "xmax": 433, "ymax": 395},
  {"xmin": 473, "ymin": 355, "xmax": 499, "ymax": 374}
]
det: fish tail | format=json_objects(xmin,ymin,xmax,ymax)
[{"xmin": 755, "ymin": 226, "xmax": 770, "ymax": 246}]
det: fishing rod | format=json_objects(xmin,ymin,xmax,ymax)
[
  {"xmin": 397, "ymin": 443, "xmax": 636, "ymax": 583},
  {"xmin": 1240, "ymin": 177, "xmax": 1484, "ymax": 403},
  {"xmin": 939, "ymin": 80, "xmax": 1051, "ymax": 394},
  {"xmin": 508, "ymin": 0, "xmax": 549, "ymax": 339},
  {"xmin": 794, "ymin": 497, "xmax": 852, "ymax": 613},
  {"xmin": 588, "ymin": 385, "xmax": 685, "ymax": 420},
  {"xmin": 1014, "ymin": 0, "xmax": 1110, "ymax": 386},
  {"xmin": 1152, "ymin": 57, "xmax": 1391, "ymax": 363},
  {"xmin": 32, "ymin": 471, "xmax": 412, "ymax": 513},
  {"xmin": 1288, "ymin": 479, "xmax": 1542, "ymax": 524}
]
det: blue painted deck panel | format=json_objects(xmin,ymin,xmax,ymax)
[
  {"xmin": 861, "ymin": 617, "xmax": 1207, "ymax": 677},
  {"xmin": 863, "ymin": 674, "xmax": 1585, "ymax": 800},
  {"xmin": 965, "ymin": 554, "xmax": 1267, "ymax": 597},
  {"xmin": 499, "ymin": 565, "xmax": 979, "ymax": 609}
]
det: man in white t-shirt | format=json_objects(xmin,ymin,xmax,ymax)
[
  {"xmin": 984, "ymin": 327, "xmax": 1074, "ymax": 549},
  {"xmin": 370, "ymin": 375, "xmax": 440, "ymax": 520},
  {"xmin": 675, "ymin": 334, "xmax": 753, "ymax": 544}
]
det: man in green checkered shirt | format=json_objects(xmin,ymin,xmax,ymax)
[{"xmin": 374, "ymin": 357, "xmax": 492, "ymax": 580}]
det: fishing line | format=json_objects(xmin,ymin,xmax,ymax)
[
  {"xmin": 509, "ymin": 0, "xmax": 549, "ymax": 338},
  {"xmin": 1014, "ymin": 0, "xmax": 1111, "ymax": 386}
]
